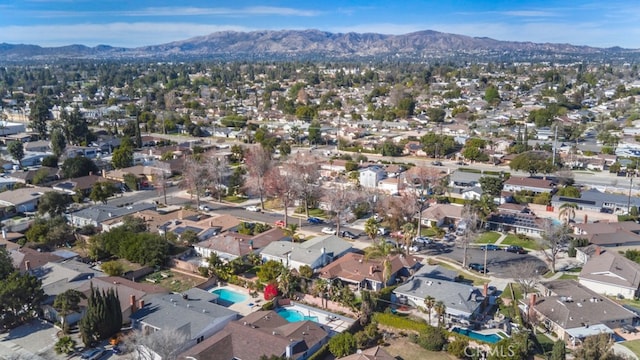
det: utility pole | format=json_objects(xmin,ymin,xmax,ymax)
[
  {"xmin": 628, "ymin": 176, "xmax": 634, "ymax": 215},
  {"xmin": 552, "ymin": 124, "xmax": 558, "ymax": 167}
]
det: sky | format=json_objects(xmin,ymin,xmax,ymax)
[{"xmin": 0, "ymin": 0, "xmax": 639, "ymax": 49}]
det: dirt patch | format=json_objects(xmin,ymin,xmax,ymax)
[
  {"xmin": 141, "ymin": 270, "xmax": 206, "ymax": 292},
  {"xmin": 384, "ymin": 335, "xmax": 456, "ymax": 360}
]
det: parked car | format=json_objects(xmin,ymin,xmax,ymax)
[
  {"xmin": 432, "ymin": 161, "xmax": 443, "ymax": 166},
  {"xmin": 505, "ymin": 245, "xmax": 527, "ymax": 254},
  {"xmin": 245, "ymin": 205, "xmax": 261, "ymax": 212},
  {"xmin": 468, "ymin": 263, "xmax": 487, "ymax": 273},
  {"xmin": 480, "ymin": 244, "xmax": 500, "ymax": 251},
  {"xmin": 340, "ymin": 230, "xmax": 359, "ymax": 239},
  {"xmin": 275, "ymin": 220, "xmax": 285, "ymax": 227},
  {"xmin": 198, "ymin": 204, "xmax": 211, "ymax": 211},
  {"xmin": 378, "ymin": 227, "xmax": 390, "ymax": 236},
  {"xmin": 321, "ymin": 227, "xmax": 336, "ymax": 235},
  {"xmin": 307, "ymin": 217, "xmax": 324, "ymax": 224},
  {"xmin": 414, "ymin": 236, "xmax": 433, "ymax": 245},
  {"xmin": 81, "ymin": 348, "xmax": 105, "ymax": 360}
]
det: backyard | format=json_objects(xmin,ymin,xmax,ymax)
[
  {"xmin": 141, "ymin": 270, "xmax": 206, "ymax": 292},
  {"xmin": 385, "ymin": 336, "xmax": 456, "ymax": 360}
]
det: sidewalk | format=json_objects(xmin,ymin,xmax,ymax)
[{"xmin": 493, "ymin": 233, "xmax": 508, "ymax": 246}]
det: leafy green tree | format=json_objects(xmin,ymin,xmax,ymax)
[
  {"xmin": 0, "ymin": 271, "xmax": 45, "ymax": 329},
  {"xmin": 298, "ymin": 265, "xmax": 313, "ymax": 279},
  {"xmin": 29, "ymin": 95, "xmax": 50, "ymax": 139},
  {"xmin": 53, "ymin": 289, "xmax": 86, "ymax": 334},
  {"xmin": 63, "ymin": 107, "xmax": 94, "ymax": 146},
  {"xmin": 412, "ymin": 325, "xmax": 447, "ymax": 351},
  {"xmin": 557, "ymin": 186, "xmax": 580, "ymax": 198},
  {"xmin": 257, "ymin": 260, "xmax": 285, "ymax": 283},
  {"xmin": 426, "ymin": 107, "xmax": 446, "ymax": 123},
  {"xmin": 62, "ymin": 156, "xmax": 99, "ymax": 178},
  {"xmin": 101, "ymin": 261, "xmax": 125, "ymax": 276},
  {"xmin": 7, "ymin": 141, "xmax": 24, "ymax": 167},
  {"xmin": 308, "ymin": 119, "xmax": 322, "ymax": 145},
  {"xmin": 0, "ymin": 248, "xmax": 14, "ymax": 280},
  {"xmin": 484, "ymin": 84, "xmax": 501, "ymax": 106},
  {"xmin": 37, "ymin": 191, "xmax": 71, "ymax": 217},
  {"xmin": 328, "ymin": 332, "xmax": 357, "ymax": 358},
  {"xmin": 41, "ymin": 155, "xmax": 59, "ymax": 168},
  {"xmin": 550, "ymin": 340, "xmax": 566, "ymax": 360},
  {"xmin": 90, "ymin": 181, "xmax": 117, "ymax": 204},
  {"xmin": 479, "ymin": 176, "xmax": 505, "ymax": 197},
  {"xmin": 379, "ymin": 141, "xmax": 402, "ymax": 156},
  {"xmin": 509, "ymin": 151, "xmax": 556, "ymax": 175},
  {"xmin": 111, "ymin": 141, "xmax": 134, "ymax": 169},
  {"xmin": 179, "ymin": 230, "xmax": 199, "ymax": 244},
  {"xmin": 50, "ymin": 129, "xmax": 67, "ymax": 158}
]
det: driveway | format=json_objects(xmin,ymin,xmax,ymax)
[{"xmin": 0, "ymin": 319, "xmax": 59, "ymax": 359}]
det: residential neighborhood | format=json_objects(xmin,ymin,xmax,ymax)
[{"xmin": 2, "ymin": 57, "xmax": 640, "ymax": 360}]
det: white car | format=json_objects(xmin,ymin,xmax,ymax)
[
  {"xmin": 245, "ymin": 205, "xmax": 261, "ymax": 212},
  {"xmin": 198, "ymin": 205, "xmax": 211, "ymax": 211},
  {"xmin": 321, "ymin": 227, "xmax": 336, "ymax": 235}
]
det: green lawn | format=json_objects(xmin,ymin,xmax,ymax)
[
  {"xmin": 476, "ymin": 232, "xmax": 501, "ymax": 244},
  {"xmin": 535, "ymin": 333, "xmax": 556, "ymax": 355},
  {"xmin": 420, "ymin": 228, "xmax": 439, "ymax": 237},
  {"xmin": 500, "ymin": 234, "xmax": 538, "ymax": 249},
  {"xmin": 622, "ymin": 339, "xmax": 640, "ymax": 355},
  {"xmin": 559, "ymin": 273, "xmax": 578, "ymax": 280},
  {"xmin": 223, "ymin": 195, "xmax": 249, "ymax": 203}
]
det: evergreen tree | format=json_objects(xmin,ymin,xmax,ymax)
[{"xmin": 79, "ymin": 284, "xmax": 121, "ymax": 346}]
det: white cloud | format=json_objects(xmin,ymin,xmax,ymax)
[{"xmin": 499, "ymin": 10, "xmax": 558, "ymax": 17}]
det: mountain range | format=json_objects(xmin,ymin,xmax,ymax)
[{"xmin": 0, "ymin": 29, "xmax": 636, "ymax": 62}]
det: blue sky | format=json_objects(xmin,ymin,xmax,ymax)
[{"xmin": 0, "ymin": 0, "xmax": 638, "ymax": 48}]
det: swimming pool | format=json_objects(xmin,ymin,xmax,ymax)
[
  {"xmin": 210, "ymin": 288, "xmax": 248, "ymax": 306},
  {"xmin": 452, "ymin": 327, "xmax": 503, "ymax": 344},
  {"xmin": 276, "ymin": 308, "xmax": 320, "ymax": 323}
]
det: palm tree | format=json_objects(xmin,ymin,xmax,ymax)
[
  {"xmin": 364, "ymin": 241, "xmax": 400, "ymax": 260},
  {"xmin": 402, "ymin": 222, "xmax": 417, "ymax": 255},
  {"xmin": 313, "ymin": 278, "xmax": 329, "ymax": 308},
  {"xmin": 53, "ymin": 289, "xmax": 86, "ymax": 334},
  {"xmin": 434, "ymin": 300, "xmax": 447, "ymax": 327},
  {"xmin": 364, "ymin": 217, "xmax": 380, "ymax": 243},
  {"xmin": 382, "ymin": 257, "xmax": 393, "ymax": 288},
  {"xmin": 559, "ymin": 203, "xmax": 577, "ymax": 224},
  {"xmin": 424, "ymin": 296, "xmax": 436, "ymax": 325},
  {"xmin": 284, "ymin": 223, "xmax": 300, "ymax": 242},
  {"xmin": 277, "ymin": 269, "xmax": 297, "ymax": 298}
]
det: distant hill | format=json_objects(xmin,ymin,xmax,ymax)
[{"xmin": 0, "ymin": 29, "xmax": 637, "ymax": 62}]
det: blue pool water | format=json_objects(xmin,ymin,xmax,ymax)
[
  {"xmin": 277, "ymin": 308, "xmax": 320, "ymax": 323},
  {"xmin": 452, "ymin": 327, "xmax": 503, "ymax": 344},
  {"xmin": 210, "ymin": 288, "xmax": 248, "ymax": 306}
]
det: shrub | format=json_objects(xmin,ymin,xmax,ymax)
[
  {"xmin": 328, "ymin": 332, "xmax": 357, "ymax": 358},
  {"xmin": 447, "ymin": 336, "xmax": 469, "ymax": 357},
  {"xmin": 414, "ymin": 325, "xmax": 448, "ymax": 351},
  {"xmin": 373, "ymin": 312, "xmax": 429, "ymax": 333}
]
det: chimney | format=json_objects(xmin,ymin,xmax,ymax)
[
  {"xmin": 596, "ymin": 246, "xmax": 601, "ymax": 256},
  {"xmin": 130, "ymin": 295, "xmax": 137, "ymax": 312},
  {"xmin": 369, "ymin": 265, "xmax": 374, "ymax": 276},
  {"xmin": 24, "ymin": 260, "xmax": 31, "ymax": 271},
  {"xmin": 138, "ymin": 299, "xmax": 144, "ymax": 309},
  {"xmin": 584, "ymin": 214, "xmax": 588, "ymax": 224},
  {"xmin": 529, "ymin": 293, "xmax": 537, "ymax": 308},
  {"xmin": 2, "ymin": 228, "xmax": 6, "ymax": 239},
  {"xmin": 483, "ymin": 283, "xmax": 488, "ymax": 297}
]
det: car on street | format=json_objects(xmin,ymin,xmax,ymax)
[
  {"xmin": 479, "ymin": 244, "xmax": 500, "ymax": 251},
  {"xmin": 505, "ymin": 245, "xmax": 527, "ymax": 254},
  {"xmin": 81, "ymin": 348, "xmax": 105, "ymax": 360},
  {"xmin": 468, "ymin": 263, "xmax": 487, "ymax": 273},
  {"xmin": 245, "ymin": 205, "xmax": 261, "ymax": 212},
  {"xmin": 431, "ymin": 161, "xmax": 443, "ymax": 166},
  {"xmin": 321, "ymin": 227, "xmax": 336, "ymax": 235},
  {"xmin": 198, "ymin": 204, "xmax": 211, "ymax": 211},
  {"xmin": 307, "ymin": 217, "xmax": 324, "ymax": 224},
  {"xmin": 340, "ymin": 230, "xmax": 359, "ymax": 239},
  {"xmin": 414, "ymin": 236, "xmax": 433, "ymax": 245},
  {"xmin": 275, "ymin": 220, "xmax": 285, "ymax": 227}
]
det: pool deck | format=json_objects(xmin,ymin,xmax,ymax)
[{"xmin": 208, "ymin": 284, "xmax": 263, "ymax": 316}]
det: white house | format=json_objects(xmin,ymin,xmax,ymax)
[
  {"xmin": 578, "ymin": 250, "xmax": 640, "ymax": 299},
  {"xmin": 359, "ymin": 166, "xmax": 386, "ymax": 189}
]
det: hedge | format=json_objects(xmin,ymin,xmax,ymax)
[{"xmin": 308, "ymin": 343, "xmax": 330, "ymax": 360}]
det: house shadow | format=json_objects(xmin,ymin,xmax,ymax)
[{"xmin": 3, "ymin": 318, "xmax": 54, "ymax": 341}]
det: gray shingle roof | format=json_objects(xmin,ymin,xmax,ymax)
[
  {"xmin": 67, "ymin": 203, "xmax": 155, "ymax": 224},
  {"xmin": 579, "ymin": 251, "xmax": 640, "ymax": 290}
]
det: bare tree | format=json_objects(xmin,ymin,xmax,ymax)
[
  {"xmin": 182, "ymin": 156, "xmax": 211, "ymax": 209},
  {"xmin": 244, "ymin": 146, "xmax": 272, "ymax": 210},
  {"xmin": 265, "ymin": 164, "xmax": 301, "ymax": 227},
  {"xmin": 509, "ymin": 261, "xmax": 542, "ymax": 299},
  {"xmin": 289, "ymin": 154, "xmax": 322, "ymax": 218},
  {"xmin": 209, "ymin": 155, "xmax": 230, "ymax": 202},
  {"xmin": 404, "ymin": 166, "xmax": 442, "ymax": 236},
  {"xmin": 456, "ymin": 204, "xmax": 479, "ymax": 268},
  {"xmin": 538, "ymin": 220, "xmax": 570, "ymax": 274},
  {"xmin": 379, "ymin": 193, "xmax": 418, "ymax": 231},
  {"xmin": 122, "ymin": 329, "xmax": 190, "ymax": 360},
  {"xmin": 325, "ymin": 184, "xmax": 357, "ymax": 235}
]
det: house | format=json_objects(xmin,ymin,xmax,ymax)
[
  {"xmin": 503, "ymin": 176, "xmax": 555, "ymax": 194},
  {"xmin": 0, "ymin": 186, "xmax": 53, "ymax": 214},
  {"xmin": 260, "ymin": 235, "xmax": 352, "ymax": 271},
  {"xmin": 578, "ymin": 249, "xmax": 640, "ymax": 299},
  {"xmin": 160, "ymin": 213, "xmax": 242, "ymax": 244},
  {"xmin": 392, "ymin": 265, "xmax": 485, "ymax": 322},
  {"xmin": 486, "ymin": 212, "xmax": 546, "ymax": 237},
  {"xmin": 418, "ymin": 204, "xmax": 464, "ymax": 228},
  {"xmin": 359, "ymin": 166, "xmax": 386, "ymax": 189},
  {"xmin": 318, "ymin": 253, "xmax": 420, "ymax": 292},
  {"xmin": 52, "ymin": 174, "xmax": 121, "ymax": 196},
  {"xmin": 338, "ymin": 346, "xmax": 395, "ymax": 360},
  {"xmin": 377, "ymin": 177, "xmax": 401, "ymax": 195},
  {"xmin": 76, "ymin": 276, "xmax": 169, "ymax": 325},
  {"xmin": 36, "ymin": 260, "xmax": 105, "ymax": 325},
  {"xmin": 449, "ymin": 171, "xmax": 497, "ymax": 190},
  {"xmin": 130, "ymin": 288, "xmax": 239, "ymax": 351},
  {"xmin": 461, "ymin": 186, "xmax": 483, "ymax": 201},
  {"xmin": 552, "ymin": 188, "xmax": 640, "ymax": 215},
  {"xmin": 572, "ymin": 221, "xmax": 640, "ymax": 248},
  {"xmin": 178, "ymin": 310, "xmax": 330, "ymax": 360},
  {"xmin": 531, "ymin": 280, "xmax": 636, "ymax": 345},
  {"xmin": 8, "ymin": 166, "xmax": 60, "ymax": 185},
  {"xmin": 194, "ymin": 227, "xmax": 290, "ymax": 263},
  {"xmin": 403, "ymin": 141, "xmax": 427, "ymax": 156},
  {"xmin": 10, "ymin": 247, "xmax": 64, "ymax": 273},
  {"xmin": 66, "ymin": 202, "xmax": 156, "ymax": 228}
]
